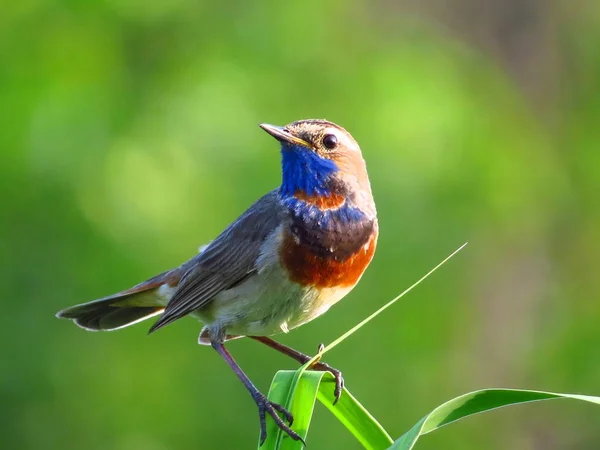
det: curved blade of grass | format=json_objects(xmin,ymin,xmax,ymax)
[
  {"xmin": 303, "ymin": 243, "xmax": 468, "ymax": 369},
  {"xmin": 260, "ymin": 370, "xmax": 393, "ymax": 450},
  {"xmin": 260, "ymin": 243, "xmax": 467, "ymax": 449},
  {"xmin": 260, "ymin": 370, "xmax": 322, "ymax": 449},
  {"xmin": 391, "ymin": 388, "xmax": 600, "ymax": 450},
  {"xmin": 317, "ymin": 375, "xmax": 393, "ymax": 450}
]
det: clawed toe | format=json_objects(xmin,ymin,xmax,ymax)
[
  {"xmin": 311, "ymin": 361, "xmax": 344, "ymax": 404},
  {"xmin": 330, "ymin": 368, "xmax": 344, "ymax": 403},
  {"xmin": 267, "ymin": 400, "xmax": 294, "ymax": 425},
  {"xmin": 256, "ymin": 395, "xmax": 303, "ymax": 446}
]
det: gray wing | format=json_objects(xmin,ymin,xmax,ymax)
[{"xmin": 148, "ymin": 190, "xmax": 283, "ymax": 333}]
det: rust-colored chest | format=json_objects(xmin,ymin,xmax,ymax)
[
  {"xmin": 279, "ymin": 207, "xmax": 378, "ymax": 289},
  {"xmin": 280, "ymin": 230, "xmax": 377, "ymax": 288}
]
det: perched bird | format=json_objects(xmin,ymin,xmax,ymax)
[{"xmin": 56, "ymin": 119, "xmax": 378, "ymax": 444}]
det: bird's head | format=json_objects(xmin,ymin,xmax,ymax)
[{"xmin": 260, "ymin": 119, "xmax": 372, "ymax": 204}]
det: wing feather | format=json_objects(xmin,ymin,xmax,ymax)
[{"xmin": 148, "ymin": 190, "xmax": 283, "ymax": 333}]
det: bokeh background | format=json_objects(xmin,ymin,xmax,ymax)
[{"xmin": 2, "ymin": 0, "xmax": 600, "ymax": 449}]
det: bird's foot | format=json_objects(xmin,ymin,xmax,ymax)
[
  {"xmin": 309, "ymin": 360, "xmax": 344, "ymax": 404},
  {"xmin": 255, "ymin": 394, "xmax": 304, "ymax": 446},
  {"xmin": 308, "ymin": 343, "xmax": 344, "ymax": 404}
]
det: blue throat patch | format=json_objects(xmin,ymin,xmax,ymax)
[
  {"xmin": 279, "ymin": 143, "xmax": 366, "ymax": 229},
  {"xmin": 279, "ymin": 144, "xmax": 339, "ymax": 197}
]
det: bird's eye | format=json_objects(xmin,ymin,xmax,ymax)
[{"xmin": 322, "ymin": 134, "xmax": 338, "ymax": 150}]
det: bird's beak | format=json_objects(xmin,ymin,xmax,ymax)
[{"xmin": 259, "ymin": 123, "xmax": 311, "ymax": 147}]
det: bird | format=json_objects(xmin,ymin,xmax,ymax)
[{"xmin": 56, "ymin": 119, "xmax": 378, "ymax": 445}]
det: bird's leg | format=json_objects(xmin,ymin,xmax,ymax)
[
  {"xmin": 210, "ymin": 335, "xmax": 303, "ymax": 445},
  {"xmin": 250, "ymin": 336, "xmax": 344, "ymax": 404}
]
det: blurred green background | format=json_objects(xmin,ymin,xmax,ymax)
[{"xmin": 2, "ymin": 0, "xmax": 599, "ymax": 449}]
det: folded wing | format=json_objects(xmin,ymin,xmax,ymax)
[{"xmin": 148, "ymin": 190, "xmax": 283, "ymax": 333}]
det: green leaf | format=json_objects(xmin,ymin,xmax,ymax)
[
  {"xmin": 391, "ymin": 388, "xmax": 600, "ymax": 450},
  {"xmin": 260, "ymin": 243, "xmax": 468, "ymax": 449},
  {"xmin": 317, "ymin": 376, "xmax": 393, "ymax": 450},
  {"xmin": 260, "ymin": 370, "xmax": 393, "ymax": 450}
]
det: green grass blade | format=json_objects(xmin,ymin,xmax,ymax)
[
  {"xmin": 260, "ymin": 370, "xmax": 298, "ymax": 449},
  {"xmin": 317, "ymin": 377, "xmax": 393, "ymax": 450},
  {"xmin": 303, "ymin": 243, "xmax": 468, "ymax": 369},
  {"xmin": 260, "ymin": 370, "xmax": 393, "ymax": 450},
  {"xmin": 260, "ymin": 370, "xmax": 324, "ymax": 450},
  {"xmin": 260, "ymin": 243, "xmax": 468, "ymax": 449},
  {"xmin": 391, "ymin": 388, "xmax": 600, "ymax": 450}
]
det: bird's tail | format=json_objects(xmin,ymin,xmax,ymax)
[
  {"xmin": 56, "ymin": 267, "xmax": 187, "ymax": 331},
  {"xmin": 56, "ymin": 296, "xmax": 164, "ymax": 331}
]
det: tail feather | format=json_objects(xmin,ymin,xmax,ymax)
[
  {"xmin": 57, "ymin": 291, "xmax": 166, "ymax": 331},
  {"xmin": 57, "ymin": 272, "xmax": 177, "ymax": 331},
  {"xmin": 63, "ymin": 304, "xmax": 164, "ymax": 331},
  {"xmin": 57, "ymin": 260, "xmax": 197, "ymax": 332}
]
